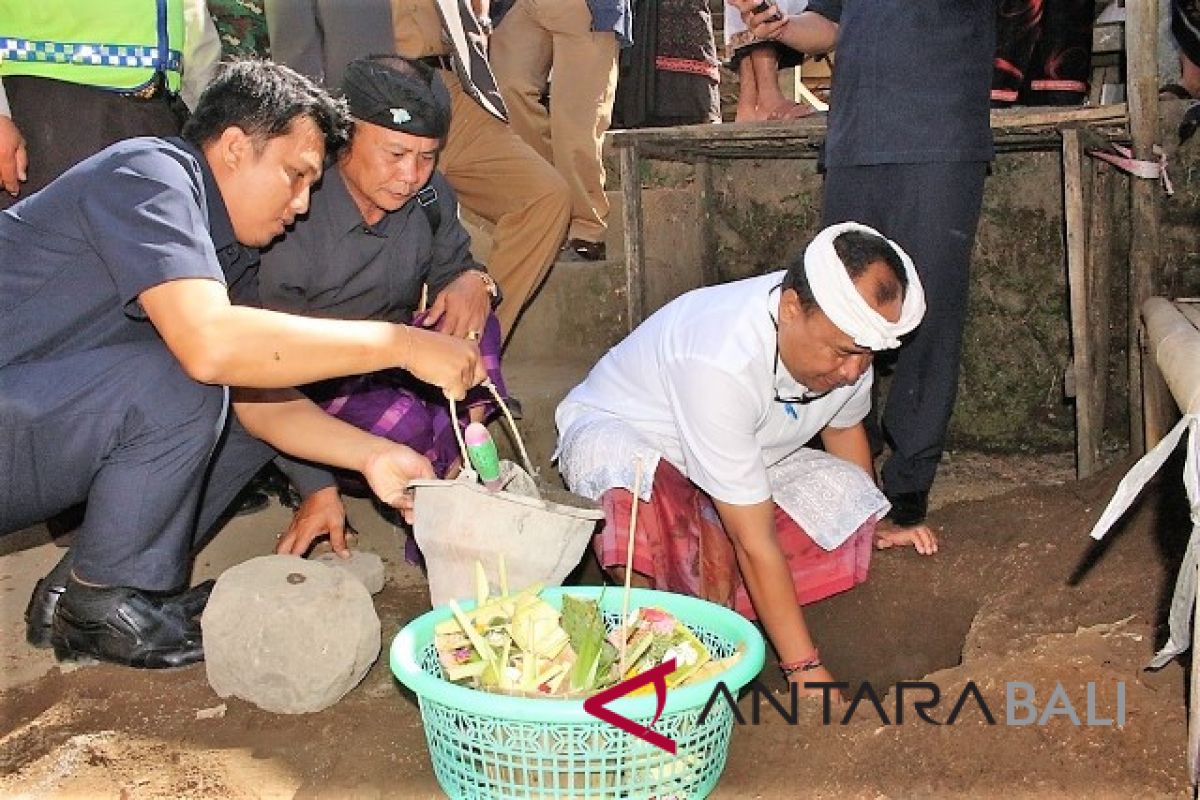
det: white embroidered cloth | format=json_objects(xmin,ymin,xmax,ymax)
[{"xmin": 556, "ymin": 412, "xmax": 889, "ymax": 551}]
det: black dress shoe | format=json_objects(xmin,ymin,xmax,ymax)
[
  {"xmin": 561, "ymin": 238, "xmax": 606, "ymax": 262},
  {"xmin": 257, "ymin": 465, "xmax": 303, "ymax": 509},
  {"xmin": 25, "ymin": 552, "xmax": 74, "ymax": 648},
  {"xmin": 26, "ymin": 565, "xmax": 214, "ymax": 650},
  {"xmin": 52, "ymin": 581, "xmax": 205, "ymax": 668},
  {"xmin": 231, "ymin": 487, "xmax": 270, "ymax": 516},
  {"xmin": 25, "ymin": 575, "xmax": 67, "ymax": 648},
  {"xmin": 886, "ymin": 490, "xmax": 930, "ymax": 527}
]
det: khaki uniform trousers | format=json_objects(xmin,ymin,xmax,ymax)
[
  {"xmin": 391, "ymin": 0, "xmax": 571, "ymax": 337},
  {"xmin": 489, "ymin": 0, "xmax": 619, "ymax": 245}
]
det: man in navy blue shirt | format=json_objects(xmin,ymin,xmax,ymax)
[
  {"xmin": 731, "ymin": 0, "xmax": 994, "ymax": 530},
  {"xmin": 0, "ymin": 61, "xmax": 486, "ymax": 669}
]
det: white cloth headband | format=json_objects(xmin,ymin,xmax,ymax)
[{"xmin": 803, "ymin": 221, "xmax": 925, "ymax": 350}]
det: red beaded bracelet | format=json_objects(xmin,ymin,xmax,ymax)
[{"xmin": 779, "ymin": 649, "xmax": 822, "ymax": 678}]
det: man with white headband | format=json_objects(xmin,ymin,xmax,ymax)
[{"xmin": 555, "ymin": 222, "xmax": 937, "ymax": 692}]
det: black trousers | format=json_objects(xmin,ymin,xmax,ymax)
[
  {"xmin": 0, "ymin": 76, "xmax": 182, "ymax": 208},
  {"xmin": 0, "ymin": 342, "xmax": 276, "ymax": 590},
  {"xmin": 821, "ymin": 160, "xmax": 989, "ymax": 497}
]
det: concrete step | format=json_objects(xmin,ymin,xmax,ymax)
[
  {"xmin": 504, "ymin": 257, "xmax": 628, "ymax": 364},
  {"xmin": 490, "ymin": 357, "xmax": 595, "ymax": 483},
  {"xmin": 604, "ymin": 189, "xmax": 624, "ymax": 262},
  {"xmin": 600, "ymin": 131, "xmax": 698, "ymax": 192}
]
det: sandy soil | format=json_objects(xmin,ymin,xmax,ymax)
[{"xmin": 0, "ymin": 450, "xmax": 1193, "ymax": 799}]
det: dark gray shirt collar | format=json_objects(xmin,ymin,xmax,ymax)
[
  {"xmin": 320, "ymin": 164, "xmax": 389, "ymax": 236},
  {"xmin": 169, "ymin": 137, "xmax": 238, "ymax": 254}
]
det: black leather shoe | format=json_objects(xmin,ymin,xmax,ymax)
[
  {"xmin": 27, "ymin": 565, "xmax": 213, "ymax": 650},
  {"xmin": 886, "ymin": 491, "xmax": 930, "ymax": 527},
  {"xmin": 232, "ymin": 487, "xmax": 270, "ymax": 516},
  {"xmin": 25, "ymin": 575, "xmax": 67, "ymax": 648},
  {"xmin": 25, "ymin": 553, "xmax": 74, "ymax": 648},
  {"xmin": 561, "ymin": 238, "xmax": 606, "ymax": 262},
  {"xmin": 52, "ymin": 582, "xmax": 205, "ymax": 668}
]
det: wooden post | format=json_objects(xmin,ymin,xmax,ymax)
[
  {"xmin": 1086, "ymin": 159, "xmax": 1114, "ymax": 468},
  {"xmin": 619, "ymin": 142, "xmax": 645, "ymax": 330},
  {"xmin": 1062, "ymin": 128, "xmax": 1097, "ymax": 477},
  {"xmin": 1126, "ymin": 0, "xmax": 1163, "ymax": 453},
  {"xmin": 696, "ymin": 158, "xmax": 719, "ymax": 287}
]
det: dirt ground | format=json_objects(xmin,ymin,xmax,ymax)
[{"xmin": 0, "ymin": 449, "xmax": 1194, "ymax": 799}]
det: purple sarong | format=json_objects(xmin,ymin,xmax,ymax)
[{"xmin": 306, "ymin": 313, "xmax": 507, "ymax": 479}]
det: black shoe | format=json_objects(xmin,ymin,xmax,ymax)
[
  {"xmin": 25, "ymin": 552, "xmax": 74, "ymax": 648},
  {"xmin": 51, "ymin": 581, "xmax": 206, "ymax": 668},
  {"xmin": 886, "ymin": 491, "xmax": 930, "ymax": 527},
  {"xmin": 561, "ymin": 238, "xmax": 606, "ymax": 262},
  {"xmin": 248, "ymin": 464, "xmax": 303, "ymax": 510},
  {"xmin": 231, "ymin": 487, "xmax": 270, "ymax": 516},
  {"xmin": 241, "ymin": 462, "xmax": 302, "ymax": 513}
]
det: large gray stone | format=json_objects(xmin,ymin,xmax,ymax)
[
  {"xmin": 313, "ymin": 550, "xmax": 386, "ymax": 595},
  {"xmin": 202, "ymin": 555, "xmax": 380, "ymax": 714}
]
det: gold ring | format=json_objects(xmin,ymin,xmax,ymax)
[{"xmin": 466, "ymin": 330, "xmax": 481, "ymax": 341}]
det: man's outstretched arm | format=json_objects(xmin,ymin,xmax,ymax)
[{"xmin": 140, "ymin": 278, "xmax": 485, "ymax": 397}]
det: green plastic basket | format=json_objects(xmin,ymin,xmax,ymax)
[{"xmin": 390, "ymin": 586, "xmax": 765, "ymax": 800}]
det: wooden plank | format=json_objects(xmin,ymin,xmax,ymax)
[
  {"xmin": 990, "ymin": 103, "xmax": 1128, "ymax": 132},
  {"xmin": 696, "ymin": 158, "xmax": 720, "ymax": 287},
  {"xmin": 1093, "ymin": 23, "xmax": 1124, "ymax": 55},
  {"xmin": 619, "ymin": 143, "xmax": 646, "ymax": 330},
  {"xmin": 607, "ymin": 105, "xmax": 1128, "ymax": 164},
  {"xmin": 608, "ymin": 104, "xmax": 1127, "ymax": 148},
  {"xmin": 1062, "ymin": 128, "xmax": 1096, "ymax": 478},
  {"xmin": 1086, "ymin": 159, "xmax": 1114, "ymax": 471},
  {"xmin": 1126, "ymin": 0, "xmax": 1163, "ymax": 453}
]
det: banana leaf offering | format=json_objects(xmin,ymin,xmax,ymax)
[{"xmin": 432, "ymin": 564, "xmax": 738, "ymax": 697}]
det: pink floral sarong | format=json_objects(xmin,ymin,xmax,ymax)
[{"xmin": 596, "ymin": 458, "xmax": 874, "ymax": 619}]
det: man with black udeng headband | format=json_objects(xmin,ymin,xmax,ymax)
[{"xmin": 257, "ymin": 56, "xmax": 511, "ymax": 557}]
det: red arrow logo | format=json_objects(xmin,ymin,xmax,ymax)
[{"xmin": 583, "ymin": 658, "xmax": 677, "ymax": 754}]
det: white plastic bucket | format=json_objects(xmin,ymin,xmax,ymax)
[{"xmin": 410, "ymin": 467, "xmax": 603, "ymax": 606}]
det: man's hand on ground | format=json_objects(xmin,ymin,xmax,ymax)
[
  {"xmin": 361, "ymin": 444, "xmax": 436, "ymax": 524},
  {"xmin": 275, "ymin": 486, "xmax": 351, "ymax": 558},
  {"xmin": 874, "ymin": 518, "xmax": 939, "ymax": 555},
  {"xmin": 0, "ymin": 115, "xmax": 28, "ymax": 197},
  {"xmin": 424, "ymin": 272, "xmax": 491, "ymax": 340}
]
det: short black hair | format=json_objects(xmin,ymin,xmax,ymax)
[
  {"xmin": 183, "ymin": 59, "xmax": 351, "ymax": 157},
  {"xmin": 782, "ymin": 229, "xmax": 908, "ymax": 310}
]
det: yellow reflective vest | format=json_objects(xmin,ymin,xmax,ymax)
[{"xmin": 0, "ymin": 0, "xmax": 184, "ymax": 92}]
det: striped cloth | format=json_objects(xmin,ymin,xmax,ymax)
[{"xmin": 307, "ymin": 312, "xmax": 507, "ymax": 478}]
